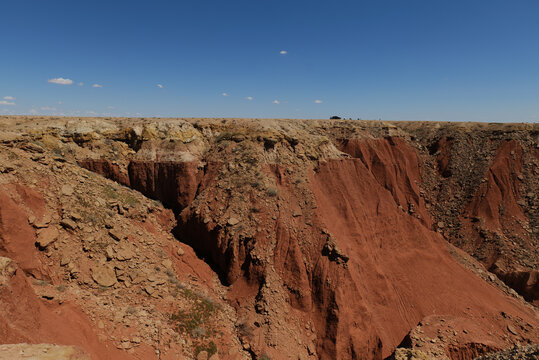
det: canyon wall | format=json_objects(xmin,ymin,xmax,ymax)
[
  {"xmin": 76, "ymin": 119, "xmax": 538, "ymax": 359},
  {"xmin": 1, "ymin": 116, "xmax": 537, "ymax": 359}
]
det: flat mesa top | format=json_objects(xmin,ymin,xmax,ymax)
[{"xmin": 1, "ymin": 115, "xmax": 537, "ymax": 133}]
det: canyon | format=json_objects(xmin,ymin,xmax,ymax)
[{"xmin": 0, "ymin": 116, "xmax": 537, "ymax": 359}]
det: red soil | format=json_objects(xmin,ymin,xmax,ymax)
[
  {"xmin": 311, "ymin": 156, "xmax": 538, "ymax": 358},
  {"xmin": 0, "ymin": 186, "xmax": 131, "ymax": 360},
  {"xmin": 78, "ymin": 135, "xmax": 539, "ymax": 359},
  {"xmin": 459, "ymin": 140, "xmax": 538, "ymax": 305}
]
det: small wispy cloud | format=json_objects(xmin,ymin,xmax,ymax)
[
  {"xmin": 3, "ymin": 96, "xmax": 15, "ymax": 100},
  {"xmin": 246, "ymin": 96, "xmax": 253, "ymax": 101},
  {"xmin": 280, "ymin": 50, "xmax": 287, "ymax": 55},
  {"xmin": 29, "ymin": 109, "xmax": 38, "ymax": 115},
  {"xmin": 48, "ymin": 77, "xmax": 73, "ymax": 85},
  {"xmin": 92, "ymin": 84, "xmax": 103, "ymax": 88},
  {"xmin": 78, "ymin": 82, "xmax": 84, "ymax": 86},
  {"xmin": 107, "ymin": 106, "xmax": 115, "ymax": 110},
  {"xmin": 40, "ymin": 106, "xmax": 56, "ymax": 111},
  {"xmin": 58, "ymin": 101, "xmax": 63, "ymax": 105},
  {"xmin": 272, "ymin": 100, "xmax": 280, "ymax": 104},
  {"xmin": 222, "ymin": 92, "xmax": 229, "ymax": 97},
  {"xmin": 157, "ymin": 84, "xmax": 164, "ymax": 88},
  {"xmin": 314, "ymin": 99, "xmax": 323, "ymax": 104},
  {"xmin": 0, "ymin": 100, "xmax": 15, "ymax": 106}
]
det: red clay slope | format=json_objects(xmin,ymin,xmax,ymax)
[
  {"xmin": 0, "ymin": 186, "xmax": 131, "ymax": 360},
  {"xmin": 308, "ymin": 138, "xmax": 538, "ymax": 358},
  {"xmin": 459, "ymin": 140, "xmax": 538, "ymax": 305},
  {"xmin": 80, "ymin": 135, "xmax": 539, "ymax": 359}
]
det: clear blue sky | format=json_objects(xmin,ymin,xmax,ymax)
[{"xmin": 1, "ymin": 0, "xmax": 538, "ymax": 121}]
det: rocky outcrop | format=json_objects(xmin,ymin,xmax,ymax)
[
  {"xmin": 128, "ymin": 160, "xmax": 205, "ymax": 213},
  {"xmin": 0, "ymin": 343, "xmax": 90, "ymax": 360},
  {"xmin": 474, "ymin": 344, "xmax": 539, "ymax": 359},
  {"xmin": 78, "ymin": 159, "xmax": 129, "ymax": 186},
  {"xmin": 80, "ymin": 125, "xmax": 539, "ymax": 359},
  {"xmin": 3, "ymin": 116, "xmax": 538, "ymax": 360},
  {"xmin": 0, "ymin": 140, "xmax": 246, "ymax": 360},
  {"xmin": 388, "ymin": 122, "xmax": 538, "ymax": 306}
]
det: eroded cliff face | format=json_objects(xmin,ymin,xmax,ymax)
[
  {"xmin": 1, "ymin": 116, "xmax": 538, "ymax": 360},
  {"xmin": 398, "ymin": 122, "xmax": 538, "ymax": 308}
]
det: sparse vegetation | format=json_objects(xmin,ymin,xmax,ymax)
[
  {"xmin": 103, "ymin": 185, "xmax": 119, "ymax": 200},
  {"xmin": 102, "ymin": 184, "xmax": 139, "ymax": 207},
  {"xmin": 7, "ymin": 150, "xmax": 19, "ymax": 160},
  {"xmin": 123, "ymin": 193, "xmax": 139, "ymax": 207},
  {"xmin": 267, "ymin": 187, "xmax": 278, "ymax": 197},
  {"xmin": 171, "ymin": 289, "xmax": 218, "ymax": 334},
  {"xmin": 125, "ymin": 306, "xmax": 136, "ymax": 315},
  {"xmin": 237, "ymin": 321, "xmax": 254, "ymax": 339},
  {"xmin": 32, "ymin": 279, "xmax": 49, "ymax": 286},
  {"xmin": 194, "ymin": 341, "xmax": 217, "ymax": 357},
  {"xmin": 76, "ymin": 194, "xmax": 91, "ymax": 208},
  {"xmin": 170, "ymin": 288, "xmax": 220, "ymax": 358},
  {"xmin": 215, "ymin": 132, "xmax": 235, "ymax": 142}
]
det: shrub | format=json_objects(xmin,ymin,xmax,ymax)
[
  {"xmin": 266, "ymin": 187, "xmax": 278, "ymax": 197},
  {"xmin": 195, "ymin": 341, "xmax": 217, "ymax": 357}
]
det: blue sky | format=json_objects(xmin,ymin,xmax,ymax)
[{"xmin": 1, "ymin": 0, "xmax": 538, "ymax": 121}]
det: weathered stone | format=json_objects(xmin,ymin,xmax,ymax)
[
  {"xmin": 36, "ymin": 227, "xmax": 59, "ymax": 249},
  {"xmin": 105, "ymin": 246, "xmax": 114, "ymax": 260},
  {"xmin": 115, "ymin": 245, "xmax": 135, "ymax": 261},
  {"xmin": 60, "ymin": 219, "xmax": 77, "ymax": 230},
  {"xmin": 91, "ymin": 265, "xmax": 117, "ymax": 287},
  {"xmin": 0, "ymin": 343, "xmax": 90, "ymax": 360},
  {"xmin": 61, "ymin": 185, "xmax": 74, "ymax": 196},
  {"xmin": 307, "ymin": 343, "xmax": 315, "ymax": 355},
  {"xmin": 228, "ymin": 217, "xmax": 240, "ymax": 226},
  {"xmin": 33, "ymin": 214, "xmax": 52, "ymax": 229},
  {"xmin": 108, "ymin": 229, "xmax": 123, "ymax": 241},
  {"xmin": 0, "ymin": 257, "xmax": 16, "ymax": 281},
  {"xmin": 197, "ymin": 350, "xmax": 209, "ymax": 360},
  {"xmin": 507, "ymin": 324, "xmax": 518, "ymax": 335},
  {"xmin": 70, "ymin": 212, "xmax": 82, "ymax": 221}
]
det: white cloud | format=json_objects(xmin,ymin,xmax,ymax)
[
  {"xmin": 78, "ymin": 82, "xmax": 84, "ymax": 86},
  {"xmin": 272, "ymin": 100, "xmax": 280, "ymax": 104},
  {"xmin": 107, "ymin": 106, "xmax": 115, "ymax": 109},
  {"xmin": 0, "ymin": 100, "xmax": 15, "ymax": 106},
  {"xmin": 314, "ymin": 99, "xmax": 323, "ymax": 104},
  {"xmin": 92, "ymin": 84, "xmax": 103, "ymax": 88},
  {"xmin": 40, "ymin": 106, "xmax": 56, "ymax": 111},
  {"xmin": 58, "ymin": 101, "xmax": 62, "ymax": 105},
  {"xmin": 29, "ymin": 109, "xmax": 38, "ymax": 115},
  {"xmin": 280, "ymin": 50, "xmax": 287, "ymax": 55},
  {"xmin": 3, "ymin": 96, "xmax": 15, "ymax": 100},
  {"xmin": 222, "ymin": 92, "xmax": 228, "ymax": 97},
  {"xmin": 157, "ymin": 84, "xmax": 164, "ymax": 88},
  {"xmin": 48, "ymin": 77, "xmax": 73, "ymax": 85},
  {"xmin": 246, "ymin": 96, "xmax": 253, "ymax": 101}
]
